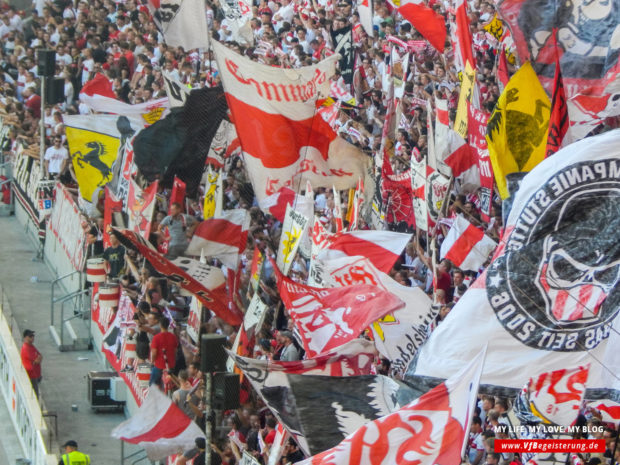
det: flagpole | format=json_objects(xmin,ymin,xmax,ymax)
[
  {"xmin": 39, "ymin": 76, "xmax": 45, "ymax": 180},
  {"xmin": 205, "ymin": 371, "xmax": 212, "ymax": 465},
  {"xmin": 611, "ymin": 422, "xmax": 620, "ymax": 465}
]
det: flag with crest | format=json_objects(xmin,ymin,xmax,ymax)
[
  {"xmin": 65, "ymin": 115, "xmax": 139, "ymax": 204},
  {"xmin": 486, "ymin": 62, "xmax": 551, "ymax": 199}
]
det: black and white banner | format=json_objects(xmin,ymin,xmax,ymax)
[{"xmin": 331, "ymin": 25, "xmax": 354, "ymax": 85}]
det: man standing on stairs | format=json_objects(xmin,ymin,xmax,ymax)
[{"xmin": 20, "ymin": 329, "xmax": 42, "ymax": 398}]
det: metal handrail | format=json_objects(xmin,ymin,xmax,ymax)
[
  {"xmin": 58, "ymin": 289, "xmax": 90, "ymax": 350},
  {"xmin": 50, "ymin": 270, "xmax": 82, "ymax": 325},
  {"xmin": 51, "ymin": 288, "xmax": 88, "ymax": 326}
]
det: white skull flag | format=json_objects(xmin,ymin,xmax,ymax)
[{"xmin": 408, "ymin": 129, "xmax": 620, "ymax": 400}]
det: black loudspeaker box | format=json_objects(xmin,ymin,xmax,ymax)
[
  {"xmin": 37, "ymin": 49, "xmax": 56, "ymax": 77},
  {"xmin": 45, "ymin": 77, "xmax": 65, "ymax": 105},
  {"xmin": 212, "ymin": 372, "xmax": 240, "ymax": 410},
  {"xmin": 200, "ymin": 334, "xmax": 227, "ymax": 373}
]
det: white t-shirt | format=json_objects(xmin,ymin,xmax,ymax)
[
  {"xmin": 44, "ymin": 145, "xmax": 69, "ymax": 174},
  {"xmin": 81, "ymin": 58, "xmax": 94, "ymax": 85}
]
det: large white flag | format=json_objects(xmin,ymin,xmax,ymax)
[
  {"xmin": 220, "ymin": 0, "xmax": 253, "ymax": 45},
  {"xmin": 212, "ymin": 40, "xmax": 371, "ymax": 203},
  {"xmin": 148, "ymin": 0, "xmax": 210, "ymax": 50},
  {"xmin": 410, "ymin": 129, "xmax": 620, "ymax": 399},
  {"xmin": 111, "ymin": 388, "xmax": 205, "ymax": 460}
]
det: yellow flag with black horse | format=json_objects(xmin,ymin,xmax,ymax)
[
  {"xmin": 486, "ymin": 62, "xmax": 551, "ymax": 199},
  {"xmin": 64, "ymin": 115, "xmax": 139, "ymax": 204}
]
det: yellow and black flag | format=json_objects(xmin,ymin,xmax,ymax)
[
  {"xmin": 64, "ymin": 115, "xmax": 138, "ymax": 204},
  {"xmin": 486, "ymin": 62, "xmax": 551, "ymax": 199}
]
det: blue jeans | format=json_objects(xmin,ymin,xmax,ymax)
[{"xmin": 149, "ymin": 366, "xmax": 163, "ymax": 387}]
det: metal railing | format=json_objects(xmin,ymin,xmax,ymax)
[
  {"xmin": 50, "ymin": 270, "xmax": 82, "ymax": 326},
  {"xmin": 50, "ymin": 271, "xmax": 92, "ymax": 350}
]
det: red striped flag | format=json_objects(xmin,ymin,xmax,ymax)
[
  {"xmin": 317, "ymin": 229, "xmax": 412, "ymax": 273},
  {"xmin": 168, "ymin": 176, "xmax": 186, "ymax": 214},
  {"xmin": 111, "ymin": 388, "xmax": 204, "ymax": 461},
  {"xmin": 258, "ymin": 186, "xmax": 315, "ymax": 223},
  {"xmin": 398, "ymin": 0, "xmax": 446, "ymax": 53},
  {"xmin": 185, "ymin": 209, "xmax": 250, "ymax": 269},
  {"xmin": 440, "ymin": 215, "xmax": 497, "ymax": 271},
  {"xmin": 274, "ymin": 259, "xmax": 405, "ymax": 357},
  {"xmin": 588, "ymin": 400, "xmax": 620, "ymax": 424}
]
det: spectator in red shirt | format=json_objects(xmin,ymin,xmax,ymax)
[
  {"xmin": 149, "ymin": 316, "xmax": 178, "ymax": 388},
  {"xmin": 23, "ymin": 88, "xmax": 41, "ymax": 119},
  {"xmin": 435, "ymin": 259, "xmax": 453, "ymax": 296},
  {"xmin": 20, "ymin": 329, "xmax": 42, "ymax": 397},
  {"xmin": 263, "ymin": 417, "xmax": 277, "ymax": 446}
]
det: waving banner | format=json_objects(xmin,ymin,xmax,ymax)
[
  {"xmin": 300, "ymin": 348, "xmax": 485, "ymax": 465},
  {"xmin": 220, "ymin": 0, "xmax": 253, "ymax": 45},
  {"xmin": 486, "ymin": 62, "xmax": 550, "ymax": 199},
  {"xmin": 527, "ymin": 365, "xmax": 589, "ymax": 426},
  {"xmin": 276, "ymin": 204, "xmax": 309, "ymax": 274},
  {"xmin": 230, "ymin": 350, "xmax": 416, "ymax": 456},
  {"xmin": 319, "ymin": 255, "xmax": 435, "ymax": 375},
  {"xmin": 212, "ymin": 40, "xmax": 370, "ymax": 202},
  {"xmin": 147, "ymin": 0, "xmax": 210, "ymax": 50},
  {"xmin": 127, "ymin": 180, "xmax": 158, "ymax": 240},
  {"xmin": 409, "ymin": 130, "xmax": 620, "ymax": 400},
  {"xmin": 274, "ymin": 260, "xmax": 405, "ymax": 357}
]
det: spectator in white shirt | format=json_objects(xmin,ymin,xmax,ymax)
[{"xmin": 44, "ymin": 137, "xmax": 69, "ymax": 178}]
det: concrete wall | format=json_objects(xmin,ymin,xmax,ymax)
[{"xmin": 0, "ymin": 301, "xmax": 57, "ymax": 465}]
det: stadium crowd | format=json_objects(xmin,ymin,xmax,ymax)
[{"xmin": 1, "ymin": 0, "xmax": 618, "ymax": 463}]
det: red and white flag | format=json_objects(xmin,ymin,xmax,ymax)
[
  {"xmin": 127, "ymin": 180, "xmax": 159, "ymax": 240},
  {"xmin": 452, "ymin": 0, "xmax": 476, "ymax": 71},
  {"xmin": 587, "ymin": 400, "xmax": 620, "ymax": 424},
  {"xmin": 185, "ymin": 209, "xmax": 250, "ymax": 269},
  {"xmin": 443, "ymin": 130, "xmax": 480, "ymax": 189},
  {"xmin": 357, "ymin": 0, "xmax": 374, "ymax": 36},
  {"xmin": 434, "ymin": 98, "xmax": 451, "ymax": 165},
  {"xmin": 333, "ymin": 186, "xmax": 344, "ymax": 232},
  {"xmin": 111, "ymin": 387, "xmax": 205, "ymax": 461},
  {"xmin": 398, "ymin": 0, "xmax": 446, "ymax": 53},
  {"xmin": 440, "ymin": 215, "xmax": 497, "ymax": 271},
  {"xmin": 275, "ymin": 260, "xmax": 405, "ymax": 357},
  {"xmin": 168, "ymin": 176, "xmax": 186, "ymax": 214},
  {"xmin": 411, "ymin": 155, "xmax": 428, "ymax": 231},
  {"xmin": 298, "ymin": 347, "xmax": 486, "ymax": 465},
  {"xmin": 468, "ymin": 107, "xmax": 494, "ymax": 221},
  {"xmin": 527, "ymin": 365, "xmax": 589, "ymax": 426},
  {"xmin": 80, "ymin": 75, "xmax": 169, "ymax": 125},
  {"xmin": 212, "ymin": 40, "xmax": 370, "ymax": 203},
  {"xmin": 319, "ymin": 255, "xmax": 434, "ymax": 375},
  {"xmin": 316, "ymin": 229, "xmax": 412, "ymax": 273},
  {"xmin": 258, "ymin": 186, "xmax": 314, "ymax": 223},
  {"xmin": 80, "ymin": 73, "xmax": 116, "ymax": 99}
]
